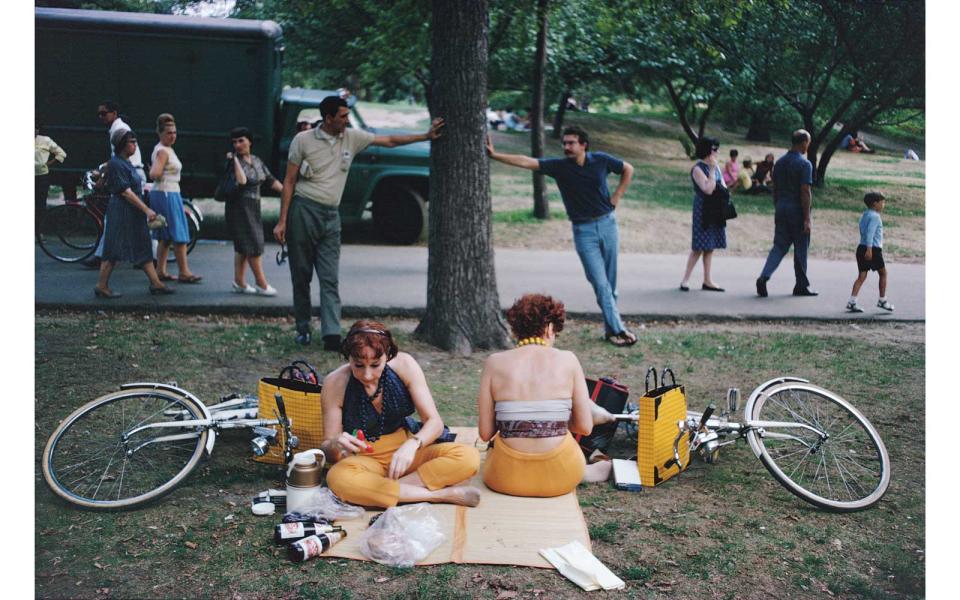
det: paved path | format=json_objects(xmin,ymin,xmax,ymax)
[{"xmin": 35, "ymin": 242, "xmax": 925, "ymax": 322}]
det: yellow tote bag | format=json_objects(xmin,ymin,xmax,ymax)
[
  {"xmin": 636, "ymin": 368, "xmax": 689, "ymax": 486},
  {"xmin": 253, "ymin": 377, "xmax": 324, "ymax": 465}
]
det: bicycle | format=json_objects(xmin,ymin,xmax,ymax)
[
  {"xmin": 41, "ymin": 382, "xmax": 299, "ymax": 510},
  {"xmin": 616, "ymin": 375, "xmax": 891, "ymax": 512},
  {"xmin": 38, "ymin": 168, "xmax": 203, "ymax": 264}
]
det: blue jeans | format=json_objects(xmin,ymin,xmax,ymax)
[
  {"xmin": 572, "ymin": 212, "xmax": 626, "ymax": 336},
  {"xmin": 760, "ymin": 207, "xmax": 811, "ymax": 290}
]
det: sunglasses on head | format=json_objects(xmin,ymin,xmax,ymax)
[{"xmin": 276, "ymin": 243, "xmax": 288, "ymax": 265}]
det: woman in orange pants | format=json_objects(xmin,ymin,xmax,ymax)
[
  {"xmin": 478, "ymin": 294, "xmax": 612, "ymax": 497},
  {"xmin": 322, "ymin": 320, "xmax": 481, "ymax": 508}
]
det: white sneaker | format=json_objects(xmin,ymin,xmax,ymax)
[
  {"xmin": 232, "ymin": 281, "xmax": 256, "ymax": 294},
  {"xmin": 255, "ymin": 284, "xmax": 278, "ymax": 296},
  {"xmin": 846, "ymin": 301, "xmax": 864, "ymax": 313},
  {"xmin": 877, "ymin": 299, "xmax": 895, "ymax": 312}
]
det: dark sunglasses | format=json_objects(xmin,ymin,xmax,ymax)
[
  {"xmin": 276, "ymin": 243, "xmax": 288, "ymax": 265},
  {"xmin": 711, "ymin": 146, "xmax": 720, "ymax": 152},
  {"xmin": 97, "ymin": 111, "xmax": 108, "ymax": 117}
]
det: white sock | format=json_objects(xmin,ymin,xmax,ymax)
[
  {"xmin": 848, "ymin": 296, "xmax": 857, "ymax": 304},
  {"xmin": 879, "ymin": 296, "xmax": 887, "ymax": 302}
]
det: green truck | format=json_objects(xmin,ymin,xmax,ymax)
[{"xmin": 35, "ymin": 7, "xmax": 430, "ymax": 244}]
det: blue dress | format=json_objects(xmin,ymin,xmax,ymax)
[
  {"xmin": 148, "ymin": 143, "xmax": 191, "ymax": 243},
  {"xmin": 101, "ymin": 157, "xmax": 154, "ymax": 267},
  {"xmin": 691, "ymin": 162, "xmax": 727, "ymax": 251}
]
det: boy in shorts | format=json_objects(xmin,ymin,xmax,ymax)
[{"xmin": 846, "ymin": 192, "xmax": 893, "ymax": 312}]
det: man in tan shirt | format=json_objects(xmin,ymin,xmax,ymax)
[{"xmin": 274, "ymin": 95, "xmax": 444, "ymax": 348}]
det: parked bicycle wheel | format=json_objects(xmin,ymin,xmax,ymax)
[
  {"xmin": 744, "ymin": 382, "xmax": 890, "ymax": 512},
  {"xmin": 37, "ymin": 203, "xmax": 101, "ymax": 263},
  {"xmin": 42, "ymin": 387, "xmax": 209, "ymax": 510}
]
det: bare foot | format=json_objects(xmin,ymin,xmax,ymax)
[
  {"xmin": 582, "ymin": 460, "xmax": 612, "ymax": 483},
  {"xmin": 442, "ymin": 486, "xmax": 482, "ymax": 507}
]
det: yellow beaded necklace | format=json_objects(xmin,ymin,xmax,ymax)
[{"xmin": 516, "ymin": 337, "xmax": 547, "ymax": 347}]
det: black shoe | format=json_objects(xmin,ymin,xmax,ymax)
[
  {"xmin": 755, "ymin": 277, "xmax": 768, "ymax": 298},
  {"xmin": 295, "ymin": 331, "xmax": 312, "ymax": 346},
  {"xmin": 702, "ymin": 284, "xmax": 725, "ymax": 292},
  {"xmin": 81, "ymin": 257, "xmax": 102, "ymax": 269},
  {"xmin": 679, "ymin": 284, "xmax": 689, "ymax": 292},
  {"xmin": 793, "ymin": 287, "xmax": 819, "ymax": 297},
  {"xmin": 323, "ymin": 335, "xmax": 342, "ymax": 352}
]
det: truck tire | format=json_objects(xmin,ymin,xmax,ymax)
[{"xmin": 372, "ymin": 184, "xmax": 427, "ymax": 245}]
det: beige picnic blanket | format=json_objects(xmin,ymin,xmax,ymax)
[{"xmin": 324, "ymin": 427, "xmax": 592, "ymax": 568}]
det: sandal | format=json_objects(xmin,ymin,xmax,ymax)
[
  {"xmin": 93, "ymin": 286, "xmax": 122, "ymax": 299},
  {"xmin": 157, "ymin": 273, "xmax": 176, "ymax": 282},
  {"xmin": 177, "ymin": 274, "xmax": 203, "ymax": 284},
  {"xmin": 606, "ymin": 330, "xmax": 638, "ymax": 348},
  {"xmin": 149, "ymin": 285, "xmax": 176, "ymax": 295}
]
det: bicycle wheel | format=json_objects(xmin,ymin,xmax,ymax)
[
  {"xmin": 745, "ymin": 382, "xmax": 890, "ymax": 512},
  {"xmin": 42, "ymin": 387, "xmax": 209, "ymax": 510},
  {"xmin": 37, "ymin": 203, "xmax": 101, "ymax": 263},
  {"xmin": 184, "ymin": 201, "xmax": 200, "ymax": 255}
]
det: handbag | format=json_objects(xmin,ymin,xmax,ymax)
[
  {"xmin": 254, "ymin": 375, "xmax": 324, "ymax": 465},
  {"xmin": 575, "ymin": 377, "xmax": 629, "ymax": 455},
  {"xmin": 700, "ymin": 164, "xmax": 734, "ymax": 227},
  {"xmin": 213, "ymin": 159, "xmax": 239, "ymax": 203},
  {"xmin": 636, "ymin": 367, "xmax": 689, "ymax": 487},
  {"xmin": 723, "ymin": 197, "xmax": 738, "ymax": 221}
]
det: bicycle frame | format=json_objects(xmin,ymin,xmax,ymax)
[{"xmin": 119, "ymin": 382, "xmax": 287, "ymax": 458}]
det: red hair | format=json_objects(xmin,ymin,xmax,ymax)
[
  {"xmin": 340, "ymin": 319, "xmax": 398, "ymax": 361},
  {"xmin": 505, "ymin": 294, "xmax": 565, "ymax": 340}
]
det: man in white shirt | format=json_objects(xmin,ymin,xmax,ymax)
[{"xmin": 273, "ymin": 95, "xmax": 444, "ymax": 348}]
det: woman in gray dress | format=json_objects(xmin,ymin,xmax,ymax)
[{"xmin": 224, "ymin": 127, "xmax": 283, "ymax": 295}]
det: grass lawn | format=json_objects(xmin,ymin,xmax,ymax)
[{"xmin": 35, "ymin": 311, "xmax": 924, "ymax": 599}]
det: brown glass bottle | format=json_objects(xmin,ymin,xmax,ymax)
[
  {"xmin": 273, "ymin": 521, "xmax": 343, "ymax": 545},
  {"xmin": 287, "ymin": 531, "xmax": 347, "ymax": 562}
]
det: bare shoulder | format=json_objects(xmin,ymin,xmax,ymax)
[
  {"xmin": 388, "ymin": 351, "xmax": 420, "ymax": 376},
  {"xmin": 322, "ymin": 364, "xmax": 350, "ymax": 396}
]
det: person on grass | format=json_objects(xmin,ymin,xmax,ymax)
[
  {"xmin": 322, "ymin": 321, "xmax": 481, "ymax": 508},
  {"xmin": 680, "ymin": 136, "xmax": 728, "ymax": 293},
  {"xmin": 846, "ymin": 192, "xmax": 894, "ymax": 313},
  {"xmin": 478, "ymin": 294, "xmax": 612, "ymax": 497},
  {"xmin": 486, "ymin": 127, "xmax": 637, "ymax": 347}
]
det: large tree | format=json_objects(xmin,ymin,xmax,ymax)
[
  {"xmin": 708, "ymin": 0, "xmax": 924, "ymax": 185},
  {"xmin": 415, "ymin": 0, "xmax": 510, "ymax": 354}
]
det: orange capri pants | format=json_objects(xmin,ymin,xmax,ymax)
[
  {"xmin": 482, "ymin": 432, "xmax": 586, "ymax": 497},
  {"xmin": 326, "ymin": 428, "xmax": 480, "ymax": 508}
]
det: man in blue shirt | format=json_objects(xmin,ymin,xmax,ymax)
[
  {"xmin": 756, "ymin": 129, "xmax": 818, "ymax": 297},
  {"xmin": 487, "ymin": 126, "xmax": 637, "ymax": 346}
]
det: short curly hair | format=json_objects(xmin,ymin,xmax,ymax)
[
  {"xmin": 340, "ymin": 319, "xmax": 398, "ymax": 361},
  {"xmin": 506, "ymin": 293, "xmax": 565, "ymax": 340}
]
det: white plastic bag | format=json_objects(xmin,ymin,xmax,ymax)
[
  {"xmin": 358, "ymin": 503, "xmax": 446, "ymax": 568},
  {"xmin": 282, "ymin": 487, "xmax": 365, "ymax": 522}
]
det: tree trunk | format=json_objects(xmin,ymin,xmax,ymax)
[
  {"xmin": 531, "ymin": 0, "xmax": 549, "ymax": 220},
  {"xmin": 745, "ymin": 112, "xmax": 771, "ymax": 142},
  {"xmin": 552, "ymin": 90, "xmax": 571, "ymax": 138},
  {"xmin": 416, "ymin": 0, "xmax": 510, "ymax": 354}
]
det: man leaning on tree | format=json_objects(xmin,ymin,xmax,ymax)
[
  {"xmin": 486, "ymin": 126, "xmax": 637, "ymax": 347},
  {"xmin": 273, "ymin": 95, "xmax": 444, "ymax": 349}
]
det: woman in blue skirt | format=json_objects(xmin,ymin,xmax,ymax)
[
  {"xmin": 680, "ymin": 136, "xmax": 727, "ymax": 292},
  {"xmin": 148, "ymin": 113, "xmax": 202, "ymax": 284},
  {"xmin": 94, "ymin": 129, "xmax": 174, "ymax": 298}
]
